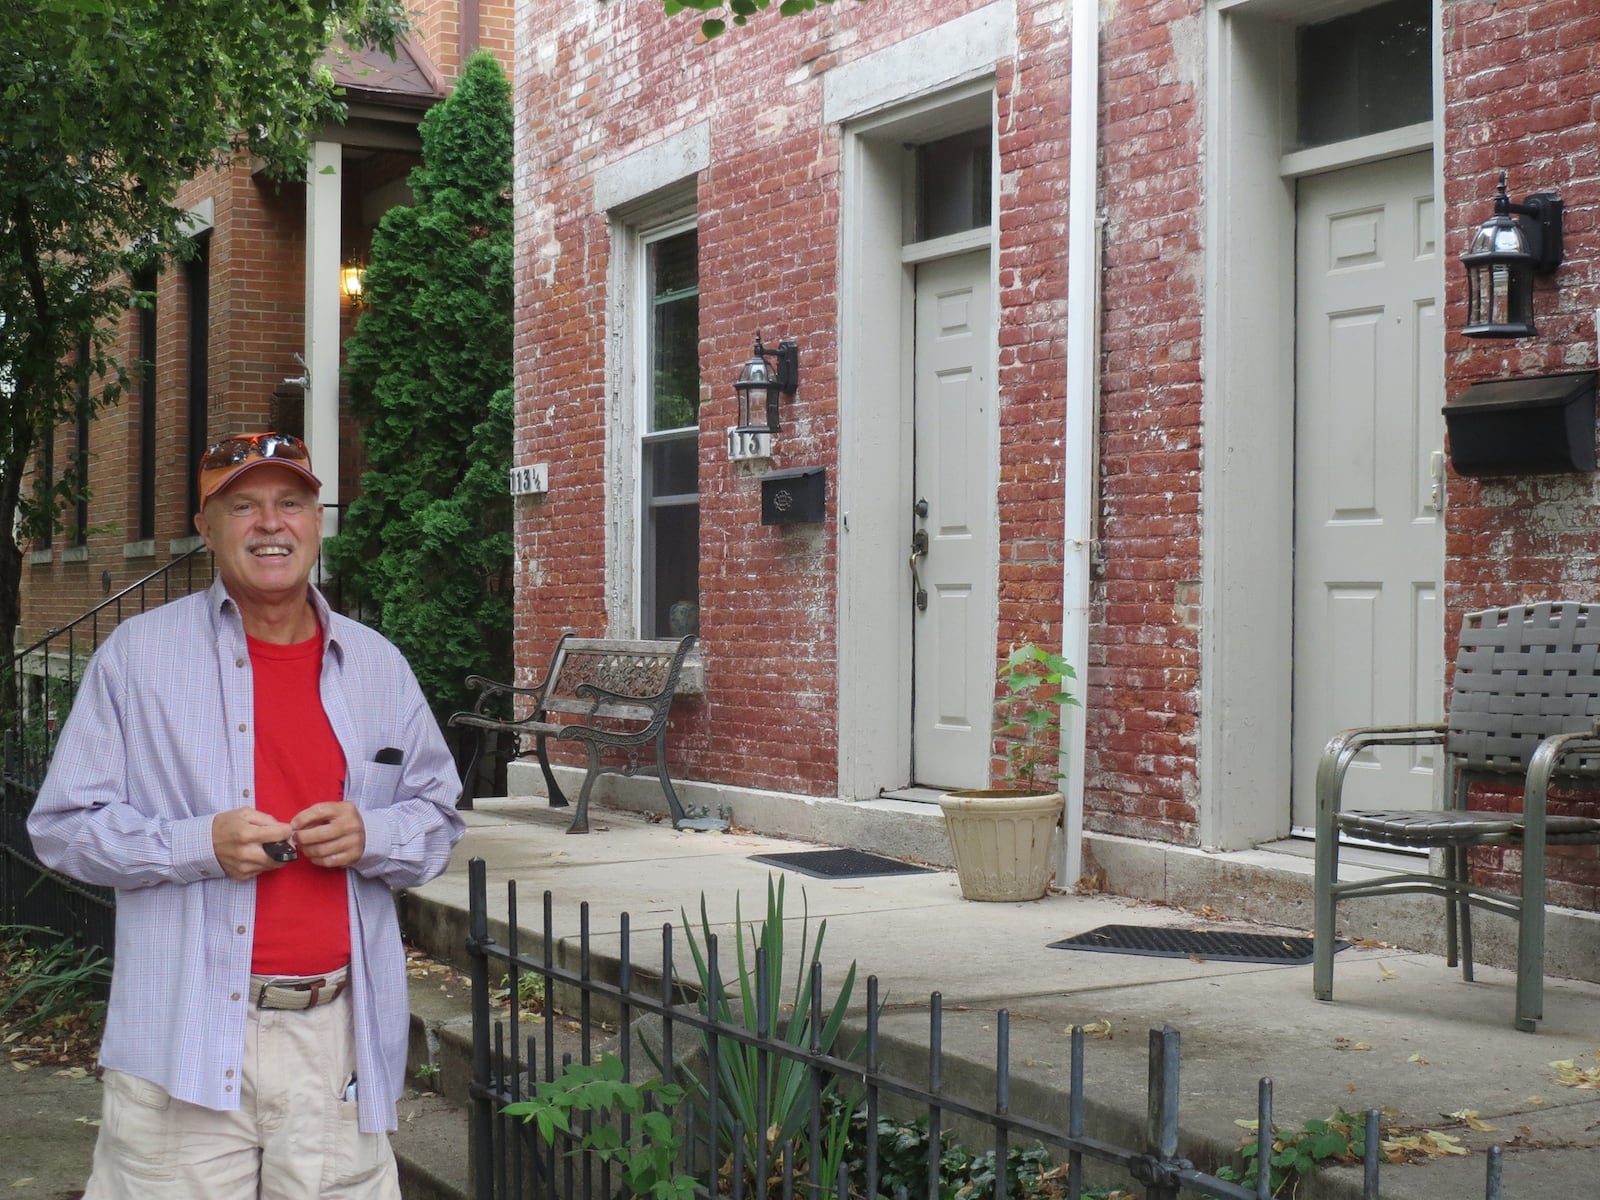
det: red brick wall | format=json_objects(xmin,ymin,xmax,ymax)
[
  {"xmin": 1441, "ymin": 0, "xmax": 1600, "ymax": 906},
  {"xmin": 1085, "ymin": 0, "xmax": 1205, "ymax": 845},
  {"xmin": 516, "ymin": 2, "xmax": 1091, "ymax": 799}
]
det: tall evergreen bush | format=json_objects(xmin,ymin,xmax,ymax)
[{"xmin": 327, "ymin": 52, "xmax": 514, "ymax": 724}]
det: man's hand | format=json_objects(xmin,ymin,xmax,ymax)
[
  {"xmin": 213, "ymin": 808, "xmax": 296, "ymax": 881},
  {"xmin": 291, "ymin": 801, "xmax": 366, "ymax": 869}
]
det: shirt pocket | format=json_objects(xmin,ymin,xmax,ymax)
[{"xmin": 345, "ymin": 760, "xmax": 403, "ymax": 811}]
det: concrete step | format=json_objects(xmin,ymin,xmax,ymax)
[{"xmin": 397, "ymin": 958, "xmax": 474, "ymax": 1200}]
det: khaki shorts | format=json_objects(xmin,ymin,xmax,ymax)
[{"xmin": 85, "ymin": 988, "xmax": 397, "ymax": 1200}]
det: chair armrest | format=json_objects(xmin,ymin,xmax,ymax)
[
  {"xmin": 1522, "ymin": 722, "xmax": 1600, "ymax": 839},
  {"xmin": 1316, "ymin": 723, "xmax": 1447, "ymax": 818}
]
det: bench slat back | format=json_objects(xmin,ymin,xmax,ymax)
[{"xmin": 542, "ymin": 637, "xmax": 685, "ymax": 723}]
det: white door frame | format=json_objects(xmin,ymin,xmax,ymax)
[
  {"xmin": 836, "ymin": 84, "xmax": 999, "ymax": 801},
  {"xmin": 1200, "ymin": 0, "xmax": 1446, "ymax": 848}
]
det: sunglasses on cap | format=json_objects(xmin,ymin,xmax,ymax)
[{"xmin": 200, "ymin": 432, "xmax": 310, "ymax": 471}]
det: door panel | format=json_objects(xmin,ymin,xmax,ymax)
[
  {"xmin": 912, "ymin": 250, "xmax": 994, "ymax": 789},
  {"xmin": 1291, "ymin": 153, "xmax": 1444, "ymax": 827}
]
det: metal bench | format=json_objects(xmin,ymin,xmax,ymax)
[{"xmin": 449, "ymin": 634, "xmax": 704, "ymax": 834}]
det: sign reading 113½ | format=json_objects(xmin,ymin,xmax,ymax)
[{"xmin": 508, "ymin": 463, "xmax": 549, "ymax": 496}]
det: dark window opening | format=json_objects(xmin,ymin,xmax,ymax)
[
  {"xmin": 134, "ymin": 269, "xmax": 157, "ymax": 541},
  {"xmin": 915, "ymin": 126, "xmax": 992, "ymax": 242},
  {"xmin": 1297, "ymin": 0, "xmax": 1431, "ymax": 149},
  {"xmin": 185, "ymin": 234, "xmax": 211, "ymax": 523}
]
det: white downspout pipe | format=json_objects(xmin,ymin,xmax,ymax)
[{"xmin": 1059, "ymin": 0, "xmax": 1100, "ymax": 889}]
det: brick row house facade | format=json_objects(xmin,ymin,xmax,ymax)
[
  {"xmin": 20, "ymin": 1, "xmax": 513, "ymax": 638},
  {"xmin": 512, "ymin": 0, "xmax": 1600, "ymax": 974}
]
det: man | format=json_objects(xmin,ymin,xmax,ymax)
[{"xmin": 29, "ymin": 432, "xmax": 464, "ymax": 1198}]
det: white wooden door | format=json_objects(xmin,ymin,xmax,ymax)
[
  {"xmin": 1291, "ymin": 152, "xmax": 1445, "ymax": 828},
  {"xmin": 911, "ymin": 250, "xmax": 996, "ymax": 789}
]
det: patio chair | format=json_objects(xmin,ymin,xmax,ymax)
[{"xmin": 1313, "ymin": 601, "xmax": 1600, "ymax": 1032}]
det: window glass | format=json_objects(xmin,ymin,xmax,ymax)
[
  {"xmin": 915, "ymin": 126, "xmax": 992, "ymax": 242},
  {"xmin": 640, "ymin": 227, "xmax": 700, "ymax": 639},
  {"xmin": 1296, "ymin": 0, "xmax": 1431, "ymax": 149},
  {"xmin": 648, "ymin": 231, "xmax": 699, "ymax": 433}
]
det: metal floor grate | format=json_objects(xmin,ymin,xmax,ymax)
[
  {"xmin": 749, "ymin": 849, "xmax": 934, "ymax": 879},
  {"xmin": 1048, "ymin": 924, "xmax": 1342, "ymax": 966}
]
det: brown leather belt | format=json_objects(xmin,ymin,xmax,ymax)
[{"xmin": 249, "ymin": 966, "xmax": 349, "ymax": 1010}]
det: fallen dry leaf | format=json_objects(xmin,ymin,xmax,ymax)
[
  {"xmin": 1550, "ymin": 1058, "xmax": 1600, "ymax": 1089},
  {"xmin": 1377, "ymin": 963, "xmax": 1397, "ymax": 981},
  {"xmin": 1444, "ymin": 1108, "xmax": 1497, "ymax": 1132},
  {"xmin": 1382, "ymin": 1130, "xmax": 1469, "ymax": 1160},
  {"xmin": 1407, "ymin": 1053, "xmax": 1428, "ymax": 1065},
  {"xmin": 1332, "ymin": 1038, "xmax": 1374, "ymax": 1051},
  {"xmin": 1079, "ymin": 1018, "xmax": 1114, "ymax": 1040}
]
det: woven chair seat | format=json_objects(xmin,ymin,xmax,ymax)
[{"xmin": 1340, "ymin": 809, "xmax": 1600, "ymax": 846}]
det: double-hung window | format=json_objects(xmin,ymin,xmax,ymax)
[{"xmin": 638, "ymin": 224, "xmax": 700, "ymax": 639}]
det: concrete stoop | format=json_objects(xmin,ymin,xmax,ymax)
[{"xmin": 505, "ymin": 764, "xmax": 1600, "ymax": 987}]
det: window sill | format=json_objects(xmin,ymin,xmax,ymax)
[
  {"xmin": 123, "ymin": 540, "xmax": 157, "ymax": 560},
  {"xmin": 62, "ymin": 546, "xmax": 88, "ymax": 564}
]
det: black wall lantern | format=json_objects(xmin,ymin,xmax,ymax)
[
  {"xmin": 728, "ymin": 333, "xmax": 799, "ymax": 461},
  {"xmin": 1461, "ymin": 171, "xmax": 1564, "ymax": 339}
]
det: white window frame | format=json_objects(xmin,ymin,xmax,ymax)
[{"xmin": 633, "ymin": 216, "xmax": 700, "ymax": 639}]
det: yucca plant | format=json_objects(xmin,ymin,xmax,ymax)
[{"xmin": 649, "ymin": 876, "xmax": 868, "ymax": 1196}]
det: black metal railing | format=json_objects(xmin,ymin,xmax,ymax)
[{"xmin": 466, "ymin": 861, "xmax": 1510, "ymax": 1200}]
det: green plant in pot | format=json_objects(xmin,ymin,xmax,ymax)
[
  {"xmin": 995, "ymin": 642, "xmax": 1080, "ymax": 793},
  {"xmin": 939, "ymin": 643, "xmax": 1080, "ymax": 901}
]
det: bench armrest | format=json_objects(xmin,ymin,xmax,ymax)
[{"xmin": 448, "ymin": 673, "xmax": 550, "ymax": 727}]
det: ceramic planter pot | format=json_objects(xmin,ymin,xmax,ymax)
[{"xmin": 937, "ymin": 788, "xmax": 1064, "ymax": 901}]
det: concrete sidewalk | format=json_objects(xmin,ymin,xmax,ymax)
[{"xmin": 417, "ymin": 797, "xmax": 1600, "ymax": 1200}]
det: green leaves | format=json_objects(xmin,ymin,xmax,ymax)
[
  {"xmin": 1219, "ymin": 1107, "xmax": 1367, "ymax": 1197},
  {"xmin": 994, "ymin": 643, "xmax": 1080, "ymax": 790},
  {"xmin": 658, "ymin": 0, "xmax": 858, "ymax": 38},
  {"xmin": 325, "ymin": 52, "xmax": 514, "ymax": 722},
  {"xmin": 504, "ymin": 1054, "xmax": 696, "ymax": 1200}
]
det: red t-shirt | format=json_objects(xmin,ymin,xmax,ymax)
[{"xmin": 248, "ymin": 629, "xmax": 350, "ymax": 976}]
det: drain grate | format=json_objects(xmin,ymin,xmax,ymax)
[
  {"xmin": 1048, "ymin": 924, "xmax": 1342, "ymax": 966},
  {"xmin": 750, "ymin": 849, "xmax": 933, "ymax": 879}
]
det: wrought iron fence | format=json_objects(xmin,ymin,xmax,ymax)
[{"xmin": 466, "ymin": 860, "xmax": 1509, "ymax": 1200}]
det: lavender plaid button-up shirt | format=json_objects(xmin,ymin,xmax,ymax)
[{"xmin": 28, "ymin": 577, "xmax": 463, "ymax": 1133}]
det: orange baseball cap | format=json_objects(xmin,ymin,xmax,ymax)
[{"xmin": 197, "ymin": 432, "xmax": 322, "ymax": 508}]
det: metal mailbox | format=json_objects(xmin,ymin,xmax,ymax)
[
  {"xmin": 1443, "ymin": 370, "xmax": 1597, "ymax": 476},
  {"xmin": 760, "ymin": 466, "xmax": 826, "ymax": 525}
]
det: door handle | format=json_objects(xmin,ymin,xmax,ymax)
[
  {"xmin": 909, "ymin": 529, "xmax": 929, "ymax": 612},
  {"xmin": 1429, "ymin": 449, "xmax": 1446, "ymax": 511}
]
